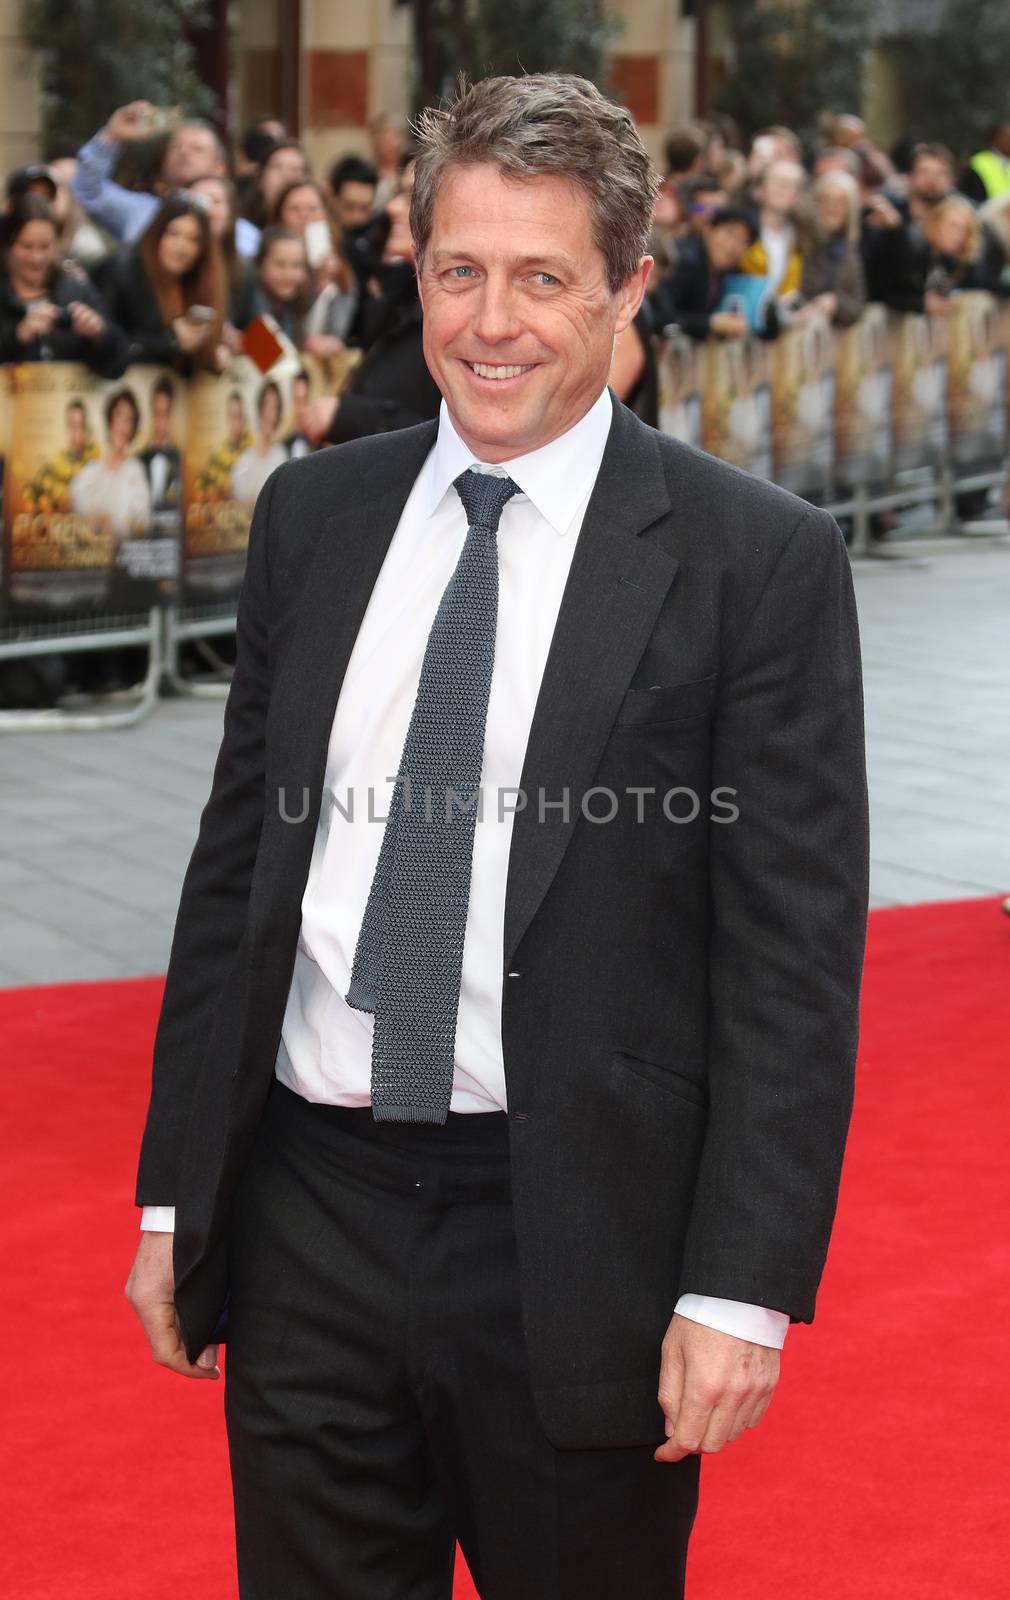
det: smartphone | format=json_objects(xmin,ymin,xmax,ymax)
[
  {"xmin": 141, "ymin": 105, "xmax": 182, "ymax": 137},
  {"xmin": 185, "ymin": 304, "xmax": 215, "ymax": 324},
  {"xmin": 305, "ymin": 218, "xmax": 332, "ymax": 270}
]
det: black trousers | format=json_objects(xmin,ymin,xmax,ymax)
[{"xmin": 224, "ymin": 1078, "xmax": 700, "ymax": 1599}]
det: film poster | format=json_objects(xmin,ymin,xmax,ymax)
[
  {"xmin": 890, "ymin": 313, "xmax": 950, "ymax": 472},
  {"xmin": 701, "ymin": 334, "xmax": 773, "ymax": 480},
  {"xmin": 656, "ymin": 332, "xmax": 703, "ymax": 450},
  {"xmin": 834, "ymin": 305, "xmax": 893, "ymax": 489},
  {"xmin": 771, "ymin": 314, "xmax": 836, "ymax": 497},
  {"xmin": 945, "ymin": 291, "xmax": 1008, "ymax": 466},
  {"xmin": 2, "ymin": 363, "xmax": 184, "ymax": 616},
  {"xmin": 183, "ymin": 354, "xmax": 330, "ymax": 602}
]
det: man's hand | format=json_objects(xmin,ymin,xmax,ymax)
[
  {"xmin": 710, "ymin": 311, "xmax": 748, "ymax": 339},
  {"xmin": 102, "ymin": 102, "xmax": 156, "ymax": 144},
  {"xmin": 654, "ymin": 1313, "xmax": 779, "ymax": 1462},
  {"xmin": 125, "ymin": 1231, "xmax": 220, "ymax": 1380}
]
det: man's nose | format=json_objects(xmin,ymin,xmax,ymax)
[{"xmin": 470, "ymin": 280, "xmax": 521, "ymax": 345}]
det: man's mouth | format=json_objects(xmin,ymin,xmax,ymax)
[{"xmin": 463, "ymin": 361, "xmax": 537, "ymax": 381}]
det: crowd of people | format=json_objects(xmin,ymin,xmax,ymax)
[
  {"xmin": 2, "ymin": 102, "xmax": 1010, "ymax": 451},
  {"xmin": 644, "ymin": 116, "xmax": 1010, "ymax": 350}
]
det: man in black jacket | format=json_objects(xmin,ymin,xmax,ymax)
[
  {"xmin": 126, "ymin": 73, "xmax": 868, "ymax": 1600},
  {"xmin": 649, "ymin": 205, "xmax": 755, "ymax": 340}
]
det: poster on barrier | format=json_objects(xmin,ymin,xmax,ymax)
[
  {"xmin": 0, "ymin": 366, "xmax": 10, "ymax": 541},
  {"xmin": 834, "ymin": 306, "xmax": 893, "ymax": 488},
  {"xmin": 946, "ymin": 291, "xmax": 1007, "ymax": 466},
  {"xmin": 771, "ymin": 314, "xmax": 836, "ymax": 496},
  {"xmin": 656, "ymin": 332, "xmax": 702, "ymax": 449},
  {"xmin": 182, "ymin": 355, "xmax": 331, "ymax": 601},
  {"xmin": 2, "ymin": 363, "xmax": 183, "ymax": 616},
  {"xmin": 890, "ymin": 313, "xmax": 949, "ymax": 471},
  {"xmin": 701, "ymin": 335, "xmax": 773, "ymax": 479}
]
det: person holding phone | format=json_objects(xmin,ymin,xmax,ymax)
[
  {"xmin": 73, "ymin": 101, "xmax": 262, "ymax": 259},
  {"xmin": 95, "ymin": 194, "xmax": 228, "ymax": 373},
  {"xmin": 271, "ymin": 179, "xmax": 357, "ymax": 358},
  {"xmin": 0, "ymin": 195, "xmax": 127, "ymax": 376}
]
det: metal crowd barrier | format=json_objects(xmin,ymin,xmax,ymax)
[{"xmin": 0, "ymin": 607, "xmax": 162, "ymax": 732}]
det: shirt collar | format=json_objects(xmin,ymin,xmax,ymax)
[{"xmin": 423, "ymin": 386, "xmax": 614, "ymax": 536}]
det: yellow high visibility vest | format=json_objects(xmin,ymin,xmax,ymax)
[{"xmin": 970, "ymin": 149, "xmax": 1010, "ymax": 199}]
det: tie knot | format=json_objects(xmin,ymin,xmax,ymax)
[{"xmin": 453, "ymin": 468, "xmax": 520, "ymax": 533}]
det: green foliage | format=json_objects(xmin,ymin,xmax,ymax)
[
  {"xmin": 427, "ymin": 0, "xmax": 620, "ymax": 103},
  {"xmin": 22, "ymin": 0, "xmax": 218, "ymax": 151},
  {"xmin": 890, "ymin": 0, "xmax": 1010, "ymax": 159},
  {"xmin": 717, "ymin": 0, "xmax": 873, "ymax": 151}
]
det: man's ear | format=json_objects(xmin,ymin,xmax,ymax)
[{"xmin": 614, "ymin": 256, "xmax": 653, "ymax": 335}]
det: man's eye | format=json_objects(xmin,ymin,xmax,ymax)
[
  {"xmin": 451, "ymin": 265, "xmax": 475, "ymax": 279},
  {"xmin": 533, "ymin": 272, "xmax": 559, "ymax": 287}
]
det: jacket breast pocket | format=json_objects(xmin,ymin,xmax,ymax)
[{"xmin": 613, "ymin": 673, "xmax": 717, "ymax": 728}]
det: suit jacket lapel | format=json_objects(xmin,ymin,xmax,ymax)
[{"xmin": 503, "ymin": 397, "xmax": 679, "ymax": 968}]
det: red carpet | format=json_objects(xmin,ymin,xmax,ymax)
[{"xmin": 1, "ymin": 897, "xmax": 1006, "ymax": 1598}]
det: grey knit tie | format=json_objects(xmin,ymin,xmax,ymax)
[{"xmin": 346, "ymin": 467, "xmax": 520, "ymax": 1122}]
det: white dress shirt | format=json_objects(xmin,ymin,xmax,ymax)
[{"xmin": 141, "ymin": 386, "xmax": 789, "ymax": 1352}]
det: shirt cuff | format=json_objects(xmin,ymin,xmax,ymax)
[
  {"xmin": 674, "ymin": 1293, "xmax": 789, "ymax": 1348},
  {"xmin": 140, "ymin": 1205, "xmax": 176, "ymax": 1232}
]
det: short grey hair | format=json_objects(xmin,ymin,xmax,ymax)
[{"xmin": 410, "ymin": 73, "xmax": 659, "ymax": 293}]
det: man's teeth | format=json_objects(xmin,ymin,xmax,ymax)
[{"xmin": 468, "ymin": 362, "xmax": 534, "ymax": 379}]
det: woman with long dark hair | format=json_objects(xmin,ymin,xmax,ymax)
[
  {"xmin": 95, "ymin": 193, "xmax": 227, "ymax": 372},
  {"xmin": 0, "ymin": 195, "xmax": 127, "ymax": 375}
]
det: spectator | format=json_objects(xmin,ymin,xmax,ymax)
[
  {"xmin": 96, "ymin": 194, "xmax": 227, "ymax": 372},
  {"xmin": 903, "ymin": 143, "xmax": 956, "ymax": 234},
  {"xmin": 978, "ymin": 191, "xmax": 1010, "ymax": 295},
  {"xmin": 241, "ymin": 138, "xmax": 308, "ymax": 232},
  {"xmin": 327, "ymin": 156, "xmax": 378, "ymax": 230},
  {"xmin": 680, "ymin": 174, "xmax": 728, "ymax": 237},
  {"xmin": 39, "ymin": 145, "xmax": 108, "ymax": 267},
  {"xmin": 249, "ymin": 226, "xmax": 309, "ymax": 345},
  {"xmin": 610, "ymin": 298, "xmax": 659, "ymax": 425},
  {"xmin": 663, "ymin": 127, "xmax": 706, "ymax": 183},
  {"xmin": 6, "ymin": 164, "xmax": 58, "ymax": 205},
  {"xmin": 919, "ymin": 195, "xmax": 986, "ymax": 312},
  {"xmin": 369, "ymin": 114, "xmax": 409, "ymax": 214},
  {"xmin": 798, "ymin": 171, "xmax": 867, "ymax": 327},
  {"xmin": 187, "ymin": 173, "xmax": 258, "ymax": 339},
  {"xmin": 858, "ymin": 150, "xmax": 912, "ymax": 306},
  {"xmin": 812, "ymin": 147, "xmax": 862, "ymax": 181},
  {"xmin": 960, "ymin": 122, "xmax": 1010, "ymax": 204},
  {"xmin": 72, "ymin": 100, "xmax": 261, "ymax": 259},
  {"xmin": 311, "ymin": 159, "xmax": 439, "ymax": 444},
  {"xmin": 0, "ymin": 195, "xmax": 127, "ymax": 375},
  {"xmin": 230, "ymin": 379, "xmax": 287, "ymax": 505},
  {"xmin": 271, "ymin": 180, "xmax": 357, "ymax": 356},
  {"xmin": 270, "ymin": 177, "xmax": 330, "ymax": 234},
  {"xmin": 739, "ymin": 159, "xmax": 809, "ymax": 306},
  {"xmin": 233, "ymin": 118, "xmax": 285, "ymax": 215},
  {"xmin": 648, "ymin": 175, "xmax": 685, "ymax": 280},
  {"xmin": 648, "ymin": 205, "xmax": 755, "ymax": 341},
  {"xmin": 716, "ymin": 148, "xmax": 748, "ymax": 200},
  {"xmin": 881, "ymin": 192, "xmax": 985, "ymax": 316}
]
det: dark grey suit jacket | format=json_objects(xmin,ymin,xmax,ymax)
[{"xmin": 136, "ymin": 391, "xmax": 869, "ymax": 1449}]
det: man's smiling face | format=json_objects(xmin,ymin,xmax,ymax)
[{"xmin": 417, "ymin": 163, "xmax": 649, "ymax": 463}]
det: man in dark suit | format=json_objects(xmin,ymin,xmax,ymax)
[{"xmin": 126, "ymin": 73, "xmax": 869, "ymax": 1599}]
